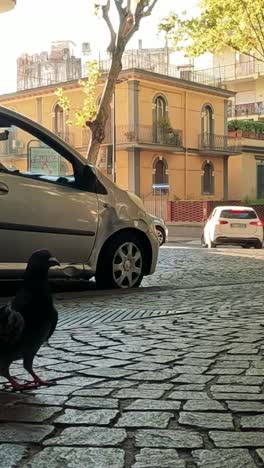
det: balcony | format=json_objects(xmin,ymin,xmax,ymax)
[
  {"xmin": 228, "ymin": 102, "xmax": 264, "ymax": 118},
  {"xmin": 108, "ymin": 125, "xmax": 183, "ymax": 148},
  {"xmin": 201, "ymin": 60, "xmax": 264, "ymax": 83},
  {"xmin": 82, "ymin": 125, "xmax": 183, "ymax": 149},
  {"xmin": 0, "ymin": 138, "xmax": 24, "ymax": 155},
  {"xmin": 199, "ymin": 133, "xmax": 241, "ymax": 154}
]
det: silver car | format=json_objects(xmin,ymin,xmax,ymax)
[{"xmin": 0, "ymin": 106, "xmax": 159, "ymax": 288}]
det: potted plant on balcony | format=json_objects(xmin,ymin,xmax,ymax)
[
  {"xmin": 157, "ymin": 116, "xmax": 172, "ymax": 144},
  {"xmin": 228, "ymin": 120, "xmax": 242, "ymax": 137},
  {"xmin": 124, "ymin": 130, "xmax": 136, "ymax": 142},
  {"xmin": 254, "ymin": 122, "xmax": 264, "ymax": 140}
]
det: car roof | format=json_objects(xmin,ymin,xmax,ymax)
[{"xmin": 215, "ymin": 206, "xmax": 255, "ymax": 211}]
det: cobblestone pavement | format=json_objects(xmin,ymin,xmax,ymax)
[{"xmin": 1, "ymin": 246, "xmax": 264, "ymax": 467}]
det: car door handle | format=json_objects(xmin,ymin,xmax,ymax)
[{"xmin": 0, "ymin": 182, "xmax": 9, "ymax": 194}]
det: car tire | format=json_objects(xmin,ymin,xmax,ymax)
[
  {"xmin": 156, "ymin": 226, "xmax": 166, "ymax": 246},
  {"xmin": 254, "ymin": 241, "xmax": 263, "ymax": 249},
  {"xmin": 96, "ymin": 232, "xmax": 145, "ymax": 289},
  {"xmin": 208, "ymin": 239, "xmax": 216, "ymax": 249},
  {"xmin": 242, "ymin": 245, "xmax": 249, "ymax": 249}
]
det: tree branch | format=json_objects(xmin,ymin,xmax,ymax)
[
  {"xmin": 125, "ymin": 0, "xmax": 159, "ymax": 43},
  {"xmin": 102, "ymin": 0, "xmax": 117, "ymax": 54},
  {"xmin": 254, "ymin": 11, "xmax": 264, "ymax": 53},
  {"xmin": 140, "ymin": 0, "xmax": 159, "ymax": 18},
  {"xmin": 114, "ymin": 0, "xmax": 126, "ymax": 17},
  {"xmin": 241, "ymin": 0, "xmax": 264, "ymax": 57}
]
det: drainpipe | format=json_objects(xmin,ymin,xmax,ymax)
[
  {"xmin": 184, "ymin": 91, "xmax": 188, "ymax": 199},
  {"xmin": 224, "ymin": 99, "xmax": 229, "ymax": 200}
]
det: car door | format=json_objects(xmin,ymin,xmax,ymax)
[{"xmin": 0, "ymin": 119, "xmax": 99, "ymax": 267}]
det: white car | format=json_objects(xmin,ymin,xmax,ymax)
[
  {"xmin": 0, "ymin": 106, "xmax": 159, "ymax": 288},
  {"xmin": 202, "ymin": 206, "xmax": 263, "ymax": 249}
]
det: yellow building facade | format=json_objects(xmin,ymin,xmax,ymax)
[
  {"xmin": 228, "ymin": 138, "xmax": 264, "ymax": 200},
  {"xmin": 204, "ymin": 48, "xmax": 264, "ymax": 200},
  {"xmin": 0, "ymin": 68, "xmax": 240, "ymax": 201}
]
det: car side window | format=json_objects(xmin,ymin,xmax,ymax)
[{"xmin": 0, "ymin": 124, "xmax": 75, "ymax": 188}]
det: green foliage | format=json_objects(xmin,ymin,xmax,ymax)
[
  {"xmin": 242, "ymin": 195, "xmax": 264, "ymax": 205},
  {"xmin": 159, "ymin": 0, "xmax": 264, "ymax": 62},
  {"xmin": 157, "ymin": 116, "xmax": 171, "ymax": 129},
  {"xmin": 55, "ymin": 61, "xmax": 100, "ymax": 128},
  {"xmin": 228, "ymin": 120, "xmax": 264, "ymax": 134}
]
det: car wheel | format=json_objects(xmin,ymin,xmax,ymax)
[
  {"xmin": 254, "ymin": 241, "xmax": 263, "ymax": 249},
  {"xmin": 96, "ymin": 233, "xmax": 145, "ymax": 289},
  {"xmin": 242, "ymin": 245, "xmax": 249, "ymax": 249},
  {"xmin": 208, "ymin": 239, "xmax": 216, "ymax": 249},
  {"xmin": 156, "ymin": 226, "xmax": 165, "ymax": 246}
]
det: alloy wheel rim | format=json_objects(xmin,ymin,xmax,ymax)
[
  {"xmin": 156, "ymin": 229, "xmax": 164, "ymax": 245},
  {"xmin": 112, "ymin": 242, "xmax": 142, "ymax": 288}
]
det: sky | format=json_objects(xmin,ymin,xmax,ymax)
[{"xmin": 0, "ymin": 0, "xmax": 202, "ymax": 94}]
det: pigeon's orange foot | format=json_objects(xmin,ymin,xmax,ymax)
[
  {"xmin": 4, "ymin": 378, "xmax": 39, "ymax": 392},
  {"xmin": 32, "ymin": 375, "xmax": 56, "ymax": 387}
]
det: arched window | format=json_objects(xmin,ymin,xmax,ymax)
[
  {"xmin": 201, "ymin": 160, "xmax": 214, "ymax": 195},
  {"xmin": 155, "ymin": 96, "xmax": 166, "ymax": 122},
  {"xmin": 153, "ymin": 95, "xmax": 168, "ymax": 143},
  {"xmin": 201, "ymin": 104, "xmax": 214, "ymax": 136},
  {"xmin": 53, "ymin": 103, "xmax": 65, "ymax": 136},
  {"xmin": 152, "ymin": 156, "xmax": 169, "ymax": 193},
  {"xmin": 201, "ymin": 105, "xmax": 214, "ymax": 148}
]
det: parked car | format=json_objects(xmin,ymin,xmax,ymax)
[
  {"xmin": 149, "ymin": 214, "xmax": 168, "ymax": 246},
  {"xmin": 0, "ymin": 106, "xmax": 159, "ymax": 288},
  {"xmin": 125, "ymin": 193, "xmax": 168, "ymax": 246},
  {"xmin": 202, "ymin": 206, "xmax": 263, "ymax": 249}
]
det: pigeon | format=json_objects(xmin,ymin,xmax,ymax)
[{"xmin": 0, "ymin": 249, "xmax": 60, "ymax": 391}]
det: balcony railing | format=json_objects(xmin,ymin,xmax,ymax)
[
  {"xmin": 227, "ymin": 102, "xmax": 264, "ymax": 118},
  {"xmin": 82, "ymin": 125, "xmax": 182, "ymax": 148},
  {"xmin": 200, "ymin": 60, "xmax": 264, "ymax": 83},
  {"xmin": 0, "ymin": 138, "xmax": 24, "ymax": 155},
  {"xmin": 83, "ymin": 53, "xmax": 224, "ymax": 89},
  {"xmin": 199, "ymin": 133, "xmax": 241, "ymax": 153},
  {"xmin": 103, "ymin": 125, "xmax": 183, "ymax": 147}
]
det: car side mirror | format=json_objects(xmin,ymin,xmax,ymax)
[
  {"xmin": 81, "ymin": 165, "xmax": 107, "ymax": 194},
  {"xmin": 0, "ymin": 130, "xmax": 9, "ymax": 141}
]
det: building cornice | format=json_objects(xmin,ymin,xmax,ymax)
[{"xmin": 243, "ymin": 145, "xmax": 264, "ymax": 154}]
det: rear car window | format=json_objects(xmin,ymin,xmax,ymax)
[{"xmin": 220, "ymin": 209, "xmax": 257, "ymax": 220}]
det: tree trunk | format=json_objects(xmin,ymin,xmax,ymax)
[{"xmin": 86, "ymin": 44, "xmax": 124, "ymax": 167}]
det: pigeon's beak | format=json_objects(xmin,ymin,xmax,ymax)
[{"xmin": 49, "ymin": 257, "xmax": 60, "ymax": 267}]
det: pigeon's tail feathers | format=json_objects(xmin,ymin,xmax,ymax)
[{"xmin": 0, "ymin": 303, "xmax": 24, "ymax": 349}]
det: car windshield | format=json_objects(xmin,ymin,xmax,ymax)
[{"xmin": 220, "ymin": 209, "xmax": 257, "ymax": 220}]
